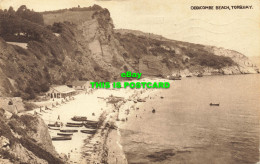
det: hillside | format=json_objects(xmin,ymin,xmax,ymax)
[
  {"xmin": 250, "ymin": 56, "xmax": 260, "ymax": 68},
  {"xmin": 0, "ymin": 110, "xmax": 64, "ymax": 163},
  {"xmin": 0, "ymin": 5, "xmax": 258, "ymax": 99}
]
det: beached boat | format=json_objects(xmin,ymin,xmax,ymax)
[
  {"xmin": 65, "ymin": 124, "xmax": 83, "ymax": 127},
  {"xmin": 137, "ymin": 98, "xmax": 146, "ymax": 102},
  {"xmin": 86, "ymin": 121, "xmax": 98, "ymax": 125},
  {"xmin": 210, "ymin": 103, "xmax": 220, "ymax": 106},
  {"xmin": 71, "ymin": 116, "xmax": 87, "ymax": 121},
  {"xmin": 60, "ymin": 129, "xmax": 78, "ymax": 133},
  {"xmin": 86, "ymin": 120, "xmax": 98, "ymax": 124},
  {"xmin": 84, "ymin": 124, "xmax": 98, "ymax": 129},
  {"xmin": 57, "ymin": 133, "xmax": 73, "ymax": 136},
  {"xmin": 48, "ymin": 127, "xmax": 60, "ymax": 130},
  {"xmin": 85, "ymin": 123, "xmax": 98, "ymax": 127},
  {"xmin": 52, "ymin": 136, "xmax": 72, "ymax": 141},
  {"xmin": 66, "ymin": 122, "xmax": 83, "ymax": 126},
  {"xmin": 48, "ymin": 123, "xmax": 60, "ymax": 127},
  {"xmin": 80, "ymin": 130, "xmax": 96, "ymax": 134}
]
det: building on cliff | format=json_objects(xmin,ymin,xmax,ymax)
[
  {"xmin": 68, "ymin": 81, "xmax": 91, "ymax": 90},
  {"xmin": 46, "ymin": 85, "xmax": 76, "ymax": 98}
]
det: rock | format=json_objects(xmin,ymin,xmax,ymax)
[
  {"xmin": 0, "ymin": 114, "xmax": 64, "ymax": 163},
  {"xmin": 0, "ymin": 136, "xmax": 10, "ymax": 150}
]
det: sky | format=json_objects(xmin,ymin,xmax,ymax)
[{"xmin": 0, "ymin": 0, "xmax": 259, "ymax": 57}]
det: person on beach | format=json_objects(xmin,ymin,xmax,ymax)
[
  {"xmin": 57, "ymin": 115, "xmax": 60, "ymax": 120},
  {"xmin": 45, "ymin": 106, "xmax": 47, "ymax": 110},
  {"xmin": 54, "ymin": 121, "xmax": 59, "ymax": 127}
]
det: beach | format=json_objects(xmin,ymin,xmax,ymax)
[
  {"xmin": 26, "ymin": 78, "xmax": 168, "ymax": 163},
  {"xmin": 24, "ymin": 75, "xmax": 260, "ymax": 164}
]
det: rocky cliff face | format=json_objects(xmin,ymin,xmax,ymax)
[
  {"xmin": 0, "ymin": 5, "xmax": 258, "ymax": 97},
  {"xmin": 115, "ymin": 29, "xmax": 259, "ymax": 77},
  {"xmin": 208, "ymin": 47, "xmax": 258, "ymax": 74},
  {"xmin": 0, "ymin": 110, "xmax": 63, "ymax": 163}
]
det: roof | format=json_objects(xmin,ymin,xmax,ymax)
[
  {"xmin": 72, "ymin": 81, "xmax": 88, "ymax": 86},
  {"xmin": 49, "ymin": 85, "xmax": 76, "ymax": 94}
]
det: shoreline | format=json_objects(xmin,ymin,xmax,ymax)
[{"xmin": 24, "ymin": 78, "xmax": 169, "ymax": 163}]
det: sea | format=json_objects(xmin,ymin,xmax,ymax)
[{"xmin": 120, "ymin": 74, "xmax": 260, "ymax": 164}]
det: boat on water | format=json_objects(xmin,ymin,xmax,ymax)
[
  {"xmin": 80, "ymin": 130, "xmax": 97, "ymax": 134},
  {"xmin": 52, "ymin": 136, "xmax": 72, "ymax": 141},
  {"xmin": 197, "ymin": 73, "xmax": 203, "ymax": 77},
  {"xmin": 210, "ymin": 103, "xmax": 220, "ymax": 106},
  {"xmin": 71, "ymin": 116, "xmax": 87, "ymax": 121},
  {"xmin": 169, "ymin": 76, "xmax": 181, "ymax": 80},
  {"xmin": 60, "ymin": 129, "xmax": 78, "ymax": 133},
  {"xmin": 65, "ymin": 124, "xmax": 83, "ymax": 127},
  {"xmin": 57, "ymin": 133, "xmax": 73, "ymax": 136}
]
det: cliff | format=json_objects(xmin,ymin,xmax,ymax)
[
  {"xmin": 0, "ymin": 110, "xmax": 64, "ymax": 163},
  {"xmin": 0, "ymin": 5, "xmax": 258, "ymax": 98}
]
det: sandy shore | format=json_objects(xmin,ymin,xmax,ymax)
[{"xmin": 26, "ymin": 78, "xmax": 169, "ymax": 163}]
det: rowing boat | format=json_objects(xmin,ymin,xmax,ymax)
[
  {"xmin": 60, "ymin": 129, "xmax": 78, "ymax": 133},
  {"xmin": 57, "ymin": 133, "xmax": 73, "ymax": 136},
  {"xmin": 52, "ymin": 136, "xmax": 72, "ymax": 141}
]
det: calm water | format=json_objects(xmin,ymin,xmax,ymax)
[{"xmin": 120, "ymin": 74, "xmax": 260, "ymax": 164}]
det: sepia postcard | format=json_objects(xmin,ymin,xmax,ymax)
[{"xmin": 0, "ymin": 0, "xmax": 259, "ymax": 163}]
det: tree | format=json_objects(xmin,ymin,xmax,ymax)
[{"xmin": 8, "ymin": 6, "xmax": 15, "ymax": 16}]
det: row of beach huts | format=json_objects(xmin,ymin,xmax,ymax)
[{"xmin": 46, "ymin": 81, "xmax": 92, "ymax": 99}]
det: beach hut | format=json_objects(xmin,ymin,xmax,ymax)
[{"xmin": 46, "ymin": 85, "xmax": 76, "ymax": 98}]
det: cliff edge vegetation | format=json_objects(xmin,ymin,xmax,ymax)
[{"xmin": 0, "ymin": 5, "xmax": 258, "ymax": 99}]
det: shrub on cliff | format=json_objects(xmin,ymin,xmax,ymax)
[{"xmin": 22, "ymin": 87, "xmax": 36, "ymax": 100}]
